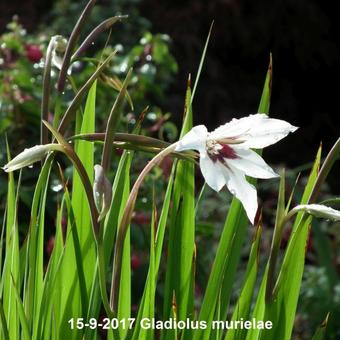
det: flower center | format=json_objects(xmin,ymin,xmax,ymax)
[{"xmin": 206, "ymin": 140, "xmax": 238, "ymax": 163}]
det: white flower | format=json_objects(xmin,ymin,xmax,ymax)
[{"xmin": 175, "ymin": 114, "xmax": 298, "ymax": 223}]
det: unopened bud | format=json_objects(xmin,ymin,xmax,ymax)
[
  {"xmin": 51, "ymin": 35, "xmax": 68, "ymax": 70},
  {"xmin": 93, "ymin": 164, "xmax": 112, "ymax": 222},
  {"xmin": 2, "ymin": 144, "xmax": 63, "ymax": 172},
  {"xmin": 292, "ymin": 204, "xmax": 340, "ymax": 221}
]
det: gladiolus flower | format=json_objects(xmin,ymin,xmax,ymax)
[{"xmin": 175, "ymin": 114, "xmax": 298, "ymax": 223}]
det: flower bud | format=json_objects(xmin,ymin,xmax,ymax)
[
  {"xmin": 292, "ymin": 204, "xmax": 340, "ymax": 221},
  {"xmin": 2, "ymin": 144, "xmax": 63, "ymax": 172},
  {"xmin": 93, "ymin": 164, "xmax": 112, "ymax": 222},
  {"xmin": 50, "ymin": 35, "xmax": 68, "ymax": 70}
]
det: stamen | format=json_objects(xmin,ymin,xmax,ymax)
[{"xmin": 206, "ymin": 141, "xmax": 238, "ymax": 164}]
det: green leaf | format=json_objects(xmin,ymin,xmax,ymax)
[
  {"xmin": 162, "ymin": 81, "xmax": 195, "ymax": 340},
  {"xmin": 131, "ymin": 164, "xmax": 175, "ymax": 340},
  {"xmin": 0, "ymin": 299, "xmax": 10, "ymax": 340},
  {"xmin": 224, "ymin": 224, "xmax": 262, "ymax": 340},
  {"xmin": 117, "ymin": 155, "xmax": 132, "ymax": 338},
  {"xmin": 57, "ymin": 81, "xmax": 97, "ymax": 339},
  {"xmin": 11, "ymin": 275, "xmax": 30, "ymax": 339},
  {"xmin": 35, "ymin": 195, "xmax": 65, "ymax": 339},
  {"xmin": 268, "ymin": 146, "xmax": 322, "ymax": 340},
  {"xmin": 84, "ymin": 151, "xmax": 133, "ymax": 339},
  {"xmin": 131, "ymin": 199, "xmax": 157, "ymax": 340},
  {"xmin": 312, "ymin": 313, "xmax": 329, "ymax": 340},
  {"xmin": 1, "ymin": 143, "xmax": 20, "ymax": 339},
  {"xmin": 23, "ymin": 156, "xmax": 53, "ymax": 338},
  {"xmin": 258, "ymin": 53, "xmax": 272, "ymax": 114},
  {"xmin": 266, "ymin": 170, "xmax": 286, "ymax": 301}
]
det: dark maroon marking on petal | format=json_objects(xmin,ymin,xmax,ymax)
[{"xmin": 219, "ymin": 144, "xmax": 238, "ymax": 159}]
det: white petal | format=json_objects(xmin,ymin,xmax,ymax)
[
  {"xmin": 224, "ymin": 164, "xmax": 258, "ymax": 224},
  {"xmin": 227, "ymin": 148, "xmax": 279, "ymax": 179},
  {"xmin": 241, "ymin": 117, "xmax": 298, "ymax": 148},
  {"xmin": 210, "ymin": 114, "xmax": 298, "ymax": 149},
  {"xmin": 175, "ymin": 125, "xmax": 208, "ymax": 152},
  {"xmin": 199, "ymin": 152, "xmax": 227, "ymax": 192},
  {"xmin": 210, "ymin": 114, "xmax": 265, "ymax": 140}
]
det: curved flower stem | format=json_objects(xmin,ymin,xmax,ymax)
[
  {"xmin": 109, "ymin": 142, "xmax": 178, "ymax": 312},
  {"xmin": 72, "ymin": 15, "xmax": 127, "ymax": 59}
]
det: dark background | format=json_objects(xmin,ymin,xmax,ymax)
[{"xmin": 1, "ymin": 0, "xmax": 339, "ymax": 189}]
